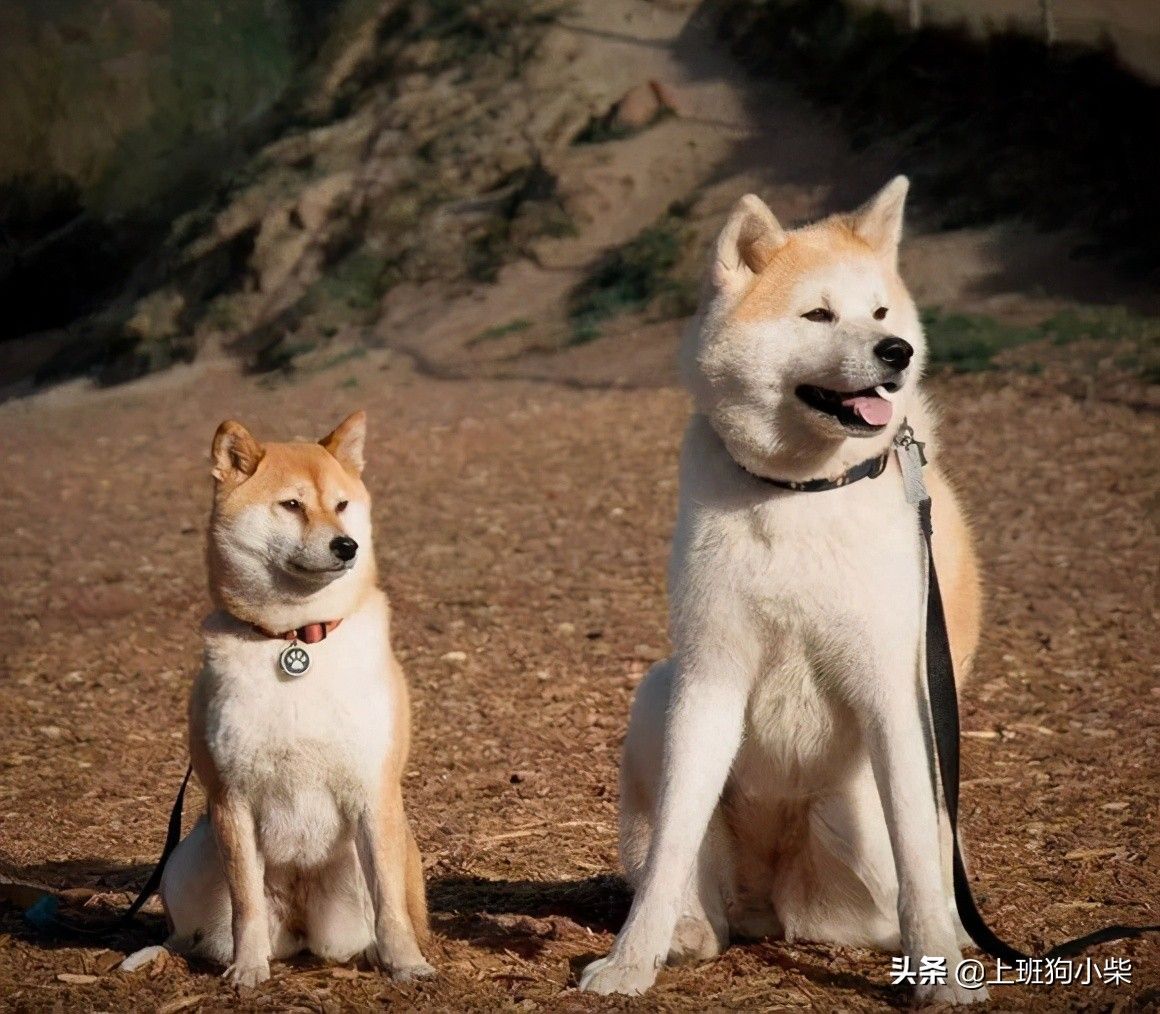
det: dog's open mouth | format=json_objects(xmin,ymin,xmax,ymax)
[{"xmin": 796, "ymin": 382, "xmax": 898, "ymax": 432}]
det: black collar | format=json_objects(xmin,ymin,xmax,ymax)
[
  {"xmin": 738, "ymin": 420, "xmax": 927, "ymax": 492},
  {"xmin": 737, "ymin": 420, "xmax": 931, "ymax": 492},
  {"xmin": 740, "ymin": 450, "xmax": 890, "ymax": 492}
]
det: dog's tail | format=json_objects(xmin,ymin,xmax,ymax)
[{"xmin": 405, "ymin": 824, "xmax": 430, "ymax": 944}]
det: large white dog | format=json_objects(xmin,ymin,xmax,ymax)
[{"xmin": 580, "ymin": 179, "xmax": 985, "ymax": 1005}]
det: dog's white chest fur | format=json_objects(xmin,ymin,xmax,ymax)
[
  {"xmin": 673, "ymin": 416, "xmax": 924, "ymax": 793},
  {"xmin": 197, "ymin": 595, "xmax": 394, "ymax": 869}
]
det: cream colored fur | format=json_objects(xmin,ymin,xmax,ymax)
[
  {"xmin": 580, "ymin": 179, "xmax": 985, "ymax": 1005},
  {"xmin": 160, "ymin": 412, "xmax": 431, "ymax": 988}
]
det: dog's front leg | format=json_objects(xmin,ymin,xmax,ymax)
[
  {"xmin": 864, "ymin": 679, "xmax": 987, "ymax": 1006},
  {"xmin": 211, "ymin": 794, "xmax": 271, "ymax": 988},
  {"xmin": 580, "ymin": 661, "xmax": 749, "ymax": 995},
  {"xmin": 356, "ymin": 788, "xmax": 435, "ymax": 982}
]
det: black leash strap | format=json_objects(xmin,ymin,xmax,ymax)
[
  {"xmin": 917, "ymin": 496, "xmax": 1160, "ymax": 961},
  {"xmin": 33, "ymin": 764, "xmax": 192, "ymax": 936},
  {"xmin": 119, "ymin": 763, "xmax": 193, "ymax": 923}
]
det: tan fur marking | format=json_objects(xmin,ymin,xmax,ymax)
[
  {"xmin": 210, "ymin": 792, "xmax": 270, "ymax": 977},
  {"xmin": 732, "ymin": 220, "xmax": 879, "ymax": 324},
  {"xmin": 371, "ymin": 652, "xmax": 429, "ymax": 945},
  {"xmin": 320, "ymin": 410, "xmax": 367, "ymax": 476}
]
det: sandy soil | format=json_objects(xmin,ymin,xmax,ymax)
[{"xmin": 1, "ymin": 1, "xmax": 1157, "ymax": 1010}]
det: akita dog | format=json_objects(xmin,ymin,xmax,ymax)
[
  {"xmin": 580, "ymin": 179, "xmax": 984, "ymax": 1005},
  {"xmin": 160, "ymin": 411, "xmax": 432, "ymax": 987}
]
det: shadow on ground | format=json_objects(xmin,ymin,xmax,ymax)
[
  {"xmin": 429, "ymin": 873, "xmax": 629, "ymax": 957},
  {"xmin": 2, "ymin": 861, "xmax": 632, "ymax": 963},
  {"xmin": 0, "ymin": 857, "xmax": 164, "ymax": 955}
]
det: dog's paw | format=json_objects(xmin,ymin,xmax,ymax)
[
  {"xmin": 223, "ymin": 958, "xmax": 270, "ymax": 989},
  {"xmin": 578, "ymin": 953, "xmax": 658, "ymax": 995},
  {"xmin": 391, "ymin": 960, "xmax": 436, "ymax": 983},
  {"xmin": 363, "ymin": 943, "xmax": 435, "ymax": 982},
  {"xmin": 912, "ymin": 979, "xmax": 989, "ymax": 1007}
]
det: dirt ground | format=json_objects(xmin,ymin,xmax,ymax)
[
  {"xmin": 1, "ymin": 1, "xmax": 1158, "ymax": 1010},
  {"xmin": 1, "ymin": 344, "xmax": 1157, "ymax": 1012}
]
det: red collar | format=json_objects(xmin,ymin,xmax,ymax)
[{"xmin": 250, "ymin": 618, "xmax": 343, "ymax": 645}]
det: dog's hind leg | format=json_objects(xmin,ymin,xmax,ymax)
[
  {"xmin": 668, "ymin": 814, "xmax": 731, "ymax": 965},
  {"xmin": 618, "ymin": 661, "xmax": 668, "ymax": 892},
  {"xmin": 161, "ymin": 816, "xmax": 234, "ymax": 966},
  {"xmin": 620, "ymin": 659, "xmax": 730, "ymax": 966}
]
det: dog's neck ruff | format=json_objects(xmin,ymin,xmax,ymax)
[
  {"xmin": 736, "ymin": 419, "xmax": 923, "ymax": 493},
  {"xmin": 249, "ymin": 618, "xmax": 343, "ymax": 644}
]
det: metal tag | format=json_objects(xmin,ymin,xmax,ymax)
[
  {"xmin": 894, "ymin": 422, "xmax": 929, "ymax": 505},
  {"xmin": 279, "ymin": 642, "xmax": 311, "ymax": 677}
]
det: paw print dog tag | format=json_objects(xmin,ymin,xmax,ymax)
[{"xmin": 279, "ymin": 643, "xmax": 311, "ymax": 677}]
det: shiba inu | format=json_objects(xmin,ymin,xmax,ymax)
[
  {"xmin": 580, "ymin": 179, "xmax": 985, "ymax": 1005},
  {"xmin": 160, "ymin": 411, "xmax": 432, "ymax": 987}
]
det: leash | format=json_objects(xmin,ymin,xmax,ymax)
[
  {"xmin": 119, "ymin": 764, "xmax": 193, "ymax": 923},
  {"xmin": 739, "ymin": 422, "xmax": 1159, "ymax": 959},
  {"xmin": 896, "ymin": 432, "xmax": 1160, "ymax": 962},
  {"xmin": 26, "ymin": 764, "xmax": 192, "ymax": 936}
]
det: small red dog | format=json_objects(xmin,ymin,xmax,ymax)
[{"xmin": 160, "ymin": 411, "xmax": 431, "ymax": 986}]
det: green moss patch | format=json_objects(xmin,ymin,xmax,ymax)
[{"xmin": 567, "ymin": 209, "xmax": 698, "ymax": 344}]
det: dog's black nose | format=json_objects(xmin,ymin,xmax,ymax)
[
  {"xmin": 874, "ymin": 336, "xmax": 914, "ymax": 369},
  {"xmin": 330, "ymin": 536, "xmax": 358, "ymax": 562}
]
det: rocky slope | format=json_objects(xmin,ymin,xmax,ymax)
[{"xmin": 3, "ymin": 0, "xmax": 1156, "ymax": 402}]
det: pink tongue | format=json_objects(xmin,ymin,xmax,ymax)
[{"xmin": 843, "ymin": 395, "xmax": 892, "ymax": 426}]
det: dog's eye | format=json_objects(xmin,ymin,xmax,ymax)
[
  {"xmin": 873, "ymin": 307, "xmax": 888, "ymax": 320},
  {"xmin": 279, "ymin": 499, "xmax": 302, "ymax": 511},
  {"xmin": 335, "ymin": 500, "xmax": 349, "ymax": 513},
  {"xmin": 802, "ymin": 308, "xmax": 835, "ymax": 323}
]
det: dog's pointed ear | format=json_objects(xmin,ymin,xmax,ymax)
[
  {"xmin": 852, "ymin": 176, "xmax": 909, "ymax": 260},
  {"xmin": 320, "ymin": 410, "xmax": 366, "ymax": 476},
  {"xmin": 211, "ymin": 420, "xmax": 264, "ymax": 484},
  {"xmin": 711, "ymin": 194, "xmax": 787, "ymax": 292}
]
